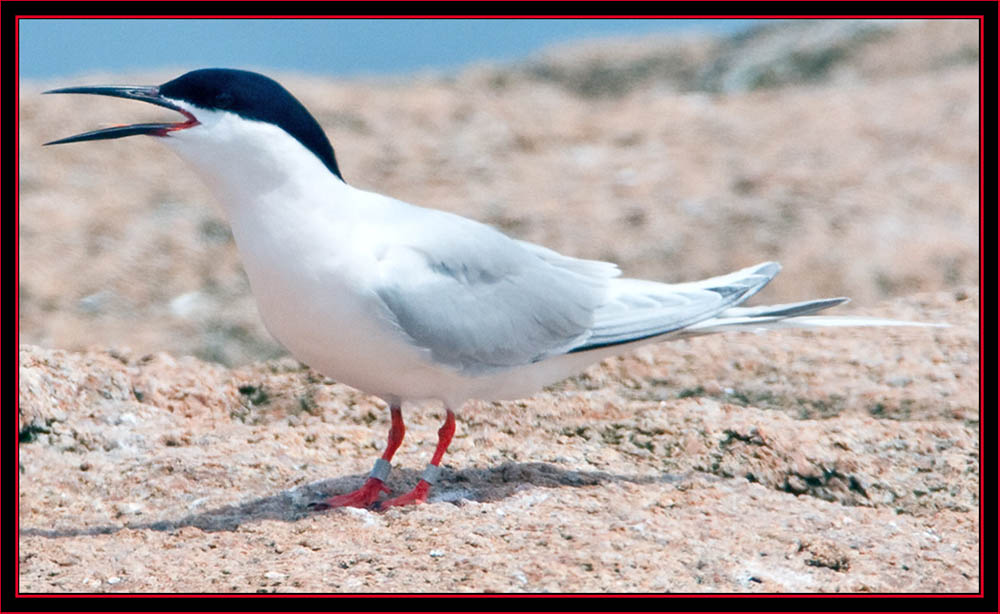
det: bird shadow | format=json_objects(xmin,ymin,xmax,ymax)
[{"xmin": 19, "ymin": 462, "xmax": 692, "ymax": 538}]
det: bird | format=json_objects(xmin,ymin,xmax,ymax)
[{"xmin": 44, "ymin": 68, "xmax": 936, "ymax": 510}]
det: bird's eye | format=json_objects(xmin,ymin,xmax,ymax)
[{"xmin": 214, "ymin": 92, "xmax": 234, "ymax": 109}]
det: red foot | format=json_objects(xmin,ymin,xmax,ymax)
[
  {"xmin": 325, "ymin": 477, "xmax": 390, "ymax": 508},
  {"xmin": 376, "ymin": 480, "xmax": 431, "ymax": 510}
]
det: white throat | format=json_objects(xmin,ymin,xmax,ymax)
[{"xmin": 160, "ymin": 103, "xmax": 346, "ymax": 220}]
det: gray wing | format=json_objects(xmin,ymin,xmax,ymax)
[
  {"xmin": 373, "ymin": 208, "xmax": 781, "ymax": 374},
  {"xmin": 373, "ymin": 217, "xmax": 618, "ymax": 376}
]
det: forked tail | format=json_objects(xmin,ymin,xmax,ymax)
[{"xmin": 569, "ymin": 261, "xmax": 945, "ymax": 353}]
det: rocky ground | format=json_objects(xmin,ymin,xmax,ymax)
[{"xmin": 18, "ymin": 19, "xmax": 980, "ymax": 593}]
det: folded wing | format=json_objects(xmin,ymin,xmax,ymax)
[{"xmin": 373, "ymin": 209, "xmax": 785, "ymax": 375}]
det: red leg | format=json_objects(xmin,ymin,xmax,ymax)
[
  {"xmin": 378, "ymin": 409, "xmax": 456, "ymax": 509},
  {"xmin": 325, "ymin": 405, "xmax": 405, "ymax": 508}
]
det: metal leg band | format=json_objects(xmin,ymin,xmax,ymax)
[
  {"xmin": 369, "ymin": 458, "xmax": 392, "ymax": 482},
  {"xmin": 420, "ymin": 463, "xmax": 442, "ymax": 485}
]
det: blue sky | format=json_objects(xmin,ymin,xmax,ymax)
[{"xmin": 19, "ymin": 18, "xmax": 762, "ymax": 80}]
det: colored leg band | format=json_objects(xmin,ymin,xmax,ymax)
[
  {"xmin": 369, "ymin": 458, "xmax": 392, "ymax": 482},
  {"xmin": 421, "ymin": 463, "xmax": 443, "ymax": 485}
]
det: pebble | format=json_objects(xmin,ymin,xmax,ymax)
[{"xmin": 115, "ymin": 502, "xmax": 143, "ymax": 515}]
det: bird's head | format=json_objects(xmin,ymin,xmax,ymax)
[{"xmin": 45, "ymin": 68, "xmax": 343, "ymax": 182}]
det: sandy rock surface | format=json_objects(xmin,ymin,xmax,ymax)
[
  {"xmin": 17, "ymin": 289, "xmax": 979, "ymax": 593},
  {"xmin": 18, "ymin": 20, "xmax": 980, "ymax": 593}
]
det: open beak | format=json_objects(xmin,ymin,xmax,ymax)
[{"xmin": 43, "ymin": 85, "xmax": 199, "ymax": 145}]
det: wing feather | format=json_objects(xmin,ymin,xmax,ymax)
[
  {"xmin": 372, "ymin": 202, "xmax": 785, "ymax": 374},
  {"xmin": 373, "ymin": 214, "xmax": 615, "ymax": 375}
]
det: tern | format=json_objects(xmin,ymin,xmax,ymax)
[{"xmin": 45, "ymin": 68, "xmax": 935, "ymax": 510}]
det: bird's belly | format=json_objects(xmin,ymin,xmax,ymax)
[
  {"xmin": 249, "ymin": 267, "xmax": 627, "ymax": 406},
  {"xmin": 241, "ymin": 256, "xmax": 455, "ymax": 402}
]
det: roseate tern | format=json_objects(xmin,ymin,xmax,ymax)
[{"xmin": 45, "ymin": 68, "xmax": 936, "ymax": 509}]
